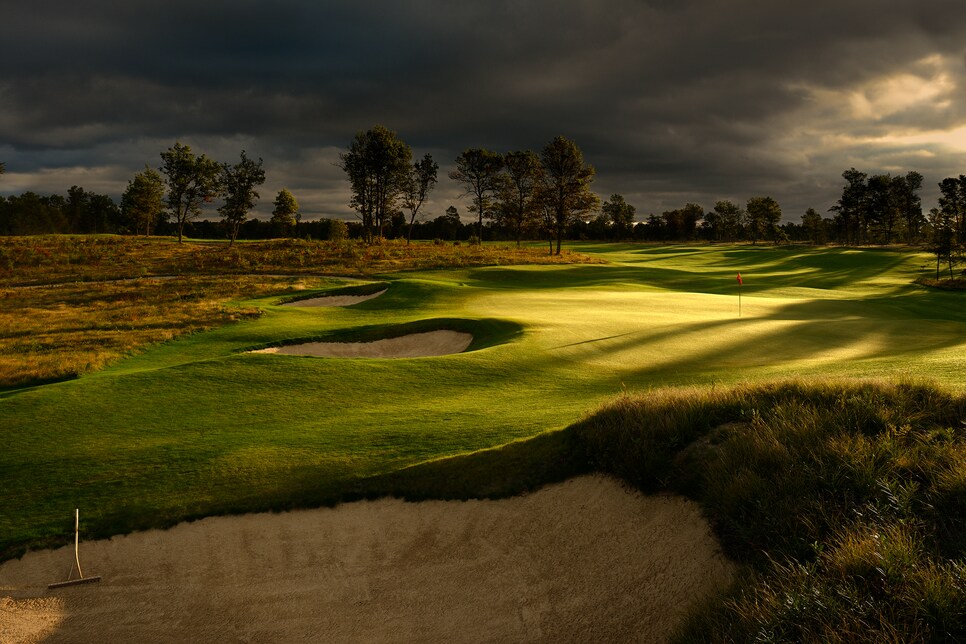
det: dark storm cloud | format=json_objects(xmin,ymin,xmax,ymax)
[{"xmin": 4, "ymin": 0, "xmax": 966, "ymax": 219}]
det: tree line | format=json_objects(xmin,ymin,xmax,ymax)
[
  {"xmin": 820, "ymin": 167, "xmax": 963, "ymax": 277},
  {"xmin": 0, "ymin": 138, "xmax": 964, "ymax": 274},
  {"xmin": 339, "ymin": 125, "xmax": 599, "ymax": 255},
  {"xmin": 0, "ymin": 145, "xmax": 301, "ymax": 246}
]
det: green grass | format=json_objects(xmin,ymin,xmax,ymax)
[{"xmin": 3, "ymin": 243, "xmax": 966, "ymax": 638}]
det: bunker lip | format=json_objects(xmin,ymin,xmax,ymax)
[
  {"xmin": 281, "ymin": 288, "xmax": 388, "ymax": 307},
  {"xmin": 250, "ymin": 330, "xmax": 473, "ymax": 358},
  {"xmin": 0, "ymin": 476, "xmax": 734, "ymax": 643}
]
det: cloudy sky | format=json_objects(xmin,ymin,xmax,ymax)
[{"xmin": 3, "ymin": 0, "xmax": 966, "ymax": 222}]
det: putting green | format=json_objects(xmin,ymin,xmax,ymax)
[{"xmin": 3, "ymin": 243, "xmax": 965, "ymax": 557}]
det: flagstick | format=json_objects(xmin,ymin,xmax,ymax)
[{"xmin": 736, "ymin": 272, "xmax": 743, "ymax": 318}]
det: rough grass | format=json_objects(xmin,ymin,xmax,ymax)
[
  {"xmin": 571, "ymin": 379, "xmax": 966, "ymax": 642},
  {"xmin": 0, "ymin": 235, "xmax": 598, "ymax": 389},
  {"xmin": 0, "ymin": 235, "xmax": 601, "ymax": 287},
  {"xmin": 0, "ymin": 275, "xmax": 333, "ymax": 389}
]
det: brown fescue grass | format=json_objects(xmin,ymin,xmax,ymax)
[
  {"xmin": 0, "ymin": 235, "xmax": 602, "ymax": 286},
  {"xmin": 0, "ymin": 275, "xmax": 328, "ymax": 389},
  {"xmin": 571, "ymin": 379, "xmax": 966, "ymax": 642},
  {"xmin": 0, "ymin": 235, "xmax": 600, "ymax": 389}
]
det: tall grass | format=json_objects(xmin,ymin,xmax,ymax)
[
  {"xmin": 0, "ymin": 236, "xmax": 598, "ymax": 389},
  {"xmin": 0, "ymin": 235, "xmax": 600, "ymax": 286},
  {"xmin": 0, "ymin": 275, "xmax": 331, "ymax": 389},
  {"xmin": 572, "ymin": 379, "xmax": 966, "ymax": 642}
]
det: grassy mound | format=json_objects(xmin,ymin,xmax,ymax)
[{"xmin": 572, "ymin": 379, "xmax": 966, "ymax": 642}]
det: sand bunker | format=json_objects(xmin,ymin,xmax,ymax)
[
  {"xmin": 251, "ymin": 330, "xmax": 473, "ymax": 358},
  {"xmin": 0, "ymin": 476, "xmax": 733, "ymax": 643},
  {"xmin": 282, "ymin": 289, "xmax": 387, "ymax": 307}
]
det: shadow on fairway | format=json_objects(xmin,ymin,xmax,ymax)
[
  {"xmin": 519, "ymin": 291, "xmax": 966, "ymax": 388},
  {"xmin": 463, "ymin": 263, "xmax": 918, "ymax": 297},
  {"xmin": 463, "ymin": 245, "xmax": 939, "ymax": 302}
]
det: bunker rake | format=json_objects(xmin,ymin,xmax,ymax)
[{"xmin": 48, "ymin": 509, "xmax": 101, "ymax": 589}]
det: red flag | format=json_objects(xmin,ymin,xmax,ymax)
[{"xmin": 736, "ymin": 272, "xmax": 743, "ymax": 285}]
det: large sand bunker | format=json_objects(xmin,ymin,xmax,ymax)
[
  {"xmin": 282, "ymin": 289, "xmax": 387, "ymax": 307},
  {"xmin": 251, "ymin": 330, "xmax": 473, "ymax": 358},
  {"xmin": 0, "ymin": 476, "xmax": 733, "ymax": 643}
]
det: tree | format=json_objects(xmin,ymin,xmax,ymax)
[
  {"xmin": 640, "ymin": 213, "xmax": 666, "ymax": 241},
  {"xmin": 601, "ymin": 194, "xmax": 636, "ymax": 240},
  {"xmin": 538, "ymin": 136, "xmax": 599, "ymax": 255},
  {"xmin": 746, "ymin": 196, "xmax": 782, "ymax": 244},
  {"xmin": 55, "ymin": 186, "xmax": 119, "ymax": 234},
  {"xmin": 339, "ymin": 125, "xmax": 413, "ymax": 243},
  {"xmin": 270, "ymin": 188, "xmax": 299, "ymax": 238},
  {"xmin": 933, "ymin": 175, "xmax": 966, "ymax": 278},
  {"xmin": 801, "ymin": 207, "xmax": 826, "ymax": 245},
  {"xmin": 863, "ymin": 172, "xmax": 924, "ymax": 244},
  {"xmin": 65, "ymin": 185, "xmax": 90, "ymax": 235},
  {"xmin": 938, "ymin": 175, "xmax": 966, "ymax": 245},
  {"xmin": 450, "ymin": 148, "xmax": 505, "ymax": 243},
  {"xmin": 402, "ymin": 153, "xmax": 438, "ymax": 244},
  {"xmin": 928, "ymin": 207, "xmax": 960, "ymax": 279},
  {"xmin": 702, "ymin": 209, "xmax": 723, "ymax": 242},
  {"xmin": 897, "ymin": 171, "xmax": 924, "ymax": 243},
  {"xmin": 159, "ymin": 142, "xmax": 222, "ymax": 243},
  {"xmin": 88, "ymin": 193, "xmax": 121, "ymax": 234},
  {"xmin": 830, "ymin": 168, "xmax": 868, "ymax": 245},
  {"xmin": 0, "ymin": 191, "xmax": 63, "ymax": 235},
  {"xmin": 712, "ymin": 200, "xmax": 744, "ymax": 242},
  {"xmin": 661, "ymin": 203, "xmax": 704, "ymax": 241},
  {"xmin": 217, "ymin": 151, "xmax": 265, "ymax": 247},
  {"xmin": 328, "ymin": 219, "xmax": 348, "ymax": 242},
  {"xmin": 434, "ymin": 205, "xmax": 461, "ymax": 240},
  {"xmin": 121, "ymin": 168, "xmax": 166, "ymax": 236},
  {"xmin": 496, "ymin": 150, "xmax": 543, "ymax": 246}
]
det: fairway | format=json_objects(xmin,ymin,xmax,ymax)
[{"xmin": 2, "ymin": 243, "xmax": 965, "ymax": 558}]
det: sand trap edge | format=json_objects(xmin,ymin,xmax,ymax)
[
  {"xmin": 0, "ymin": 475, "xmax": 735, "ymax": 643},
  {"xmin": 281, "ymin": 288, "xmax": 388, "ymax": 308},
  {"xmin": 249, "ymin": 330, "xmax": 474, "ymax": 358}
]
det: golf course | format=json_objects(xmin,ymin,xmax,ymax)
[{"xmin": 3, "ymin": 238, "xmax": 966, "ymax": 641}]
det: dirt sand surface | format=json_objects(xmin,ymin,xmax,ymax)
[
  {"xmin": 0, "ymin": 476, "xmax": 734, "ymax": 643},
  {"xmin": 282, "ymin": 289, "xmax": 387, "ymax": 307},
  {"xmin": 250, "ymin": 330, "xmax": 473, "ymax": 358}
]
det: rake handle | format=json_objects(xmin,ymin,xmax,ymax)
[{"xmin": 74, "ymin": 508, "xmax": 84, "ymax": 579}]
